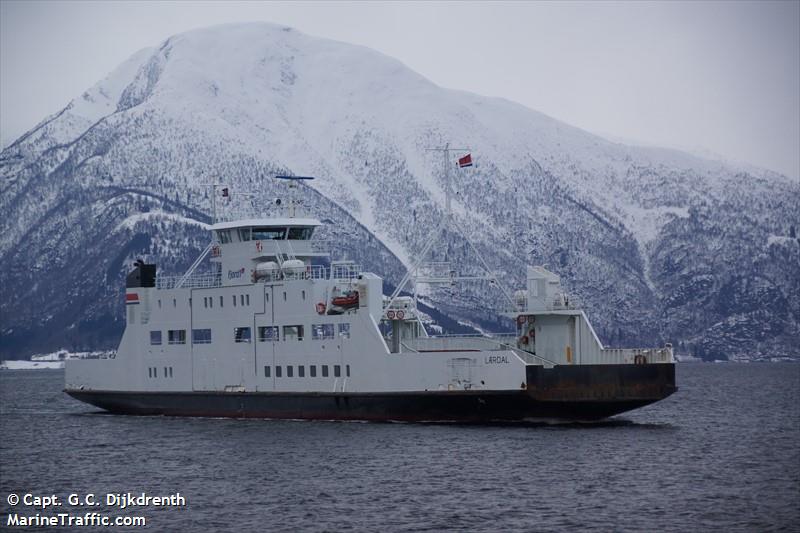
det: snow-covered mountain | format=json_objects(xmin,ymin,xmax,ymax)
[{"xmin": 1, "ymin": 22, "xmax": 798, "ymax": 360}]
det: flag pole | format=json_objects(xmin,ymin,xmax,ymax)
[
  {"xmin": 211, "ymin": 182, "xmax": 216, "ymax": 225},
  {"xmin": 444, "ymin": 142, "xmax": 450, "ymax": 216}
]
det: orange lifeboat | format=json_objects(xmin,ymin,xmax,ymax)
[{"xmin": 331, "ymin": 291, "xmax": 359, "ymax": 308}]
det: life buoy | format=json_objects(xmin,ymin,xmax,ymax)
[
  {"xmin": 519, "ymin": 335, "xmax": 529, "ymax": 345},
  {"xmin": 517, "ymin": 315, "xmax": 526, "ymax": 326},
  {"xmin": 396, "ymin": 310, "xmax": 405, "ymax": 320},
  {"xmin": 316, "ymin": 302, "xmax": 326, "ymax": 314},
  {"xmin": 387, "ymin": 310, "xmax": 396, "ymax": 320}
]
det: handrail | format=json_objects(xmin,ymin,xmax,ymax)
[
  {"xmin": 157, "ymin": 273, "xmax": 221, "ymax": 289},
  {"xmin": 498, "ymin": 341, "xmax": 557, "ymax": 367}
]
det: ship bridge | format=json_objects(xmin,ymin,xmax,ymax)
[{"xmin": 209, "ymin": 217, "xmax": 326, "ymax": 286}]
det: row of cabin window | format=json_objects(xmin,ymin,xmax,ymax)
[
  {"xmin": 265, "ymin": 364, "xmax": 350, "ymax": 378},
  {"xmin": 217, "ymin": 227, "xmax": 314, "ymax": 244},
  {"xmin": 148, "ymin": 366, "xmax": 173, "ymax": 378},
  {"xmin": 202, "ymin": 294, "xmax": 250, "ymax": 309},
  {"xmin": 153, "ymin": 290, "xmax": 308, "ymax": 312},
  {"xmin": 149, "ymin": 323, "xmax": 350, "ymax": 345}
]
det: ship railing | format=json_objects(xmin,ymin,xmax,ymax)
[
  {"xmin": 400, "ymin": 335, "xmax": 557, "ymax": 367},
  {"xmin": 491, "ymin": 339, "xmax": 558, "ymax": 367},
  {"xmin": 282, "ymin": 264, "xmax": 329, "ymax": 281},
  {"xmin": 597, "ymin": 347, "xmax": 674, "ymax": 365},
  {"xmin": 309, "ymin": 265, "xmax": 328, "ymax": 280},
  {"xmin": 402, "ymin": 335, "xmax": 514, "ymax": 354},
  {"xmin": 503, "ymin": 292, "xmax": 583, "ymax": 315},
  {"xmin": 548, "ymin": 292, "xmax": 581, "ymax": 310},
  {"xmin": 214, "ymin": 205, "xmax": 312, "ymax": 223},
  {"xmin": 256, "ymin": 265, "xmax": 348, "ymax": 283},
  {"xmin": 331, "ymin": 263, "xmax": 362, "ymax": 281},
  {"xmin": 156, "ymin": 273, "xmax": 222, "ymax": 290}
]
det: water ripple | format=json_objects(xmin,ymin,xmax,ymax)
[{"xmin": 1, "ymin": 364, "xmax": 798, "ymax": 531}]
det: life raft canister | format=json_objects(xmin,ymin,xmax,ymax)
[
  {"xmin": 519, "ymin": 335, "xmax": 529, "ymax": 345},
  {"xmin": 316, "ymin": 302, "xmax": 326, "ymax": 314}
]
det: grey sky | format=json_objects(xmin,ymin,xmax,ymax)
[{"xmin": 2, "ymin": 1, "xmax": 798, "ymax": 179}]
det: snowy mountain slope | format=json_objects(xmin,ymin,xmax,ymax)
[{"xmin": 1, "ymin": 22, "xmax": 798, "ymax": 360}]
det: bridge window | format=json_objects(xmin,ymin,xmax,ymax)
[
  {"xmin": 288, "ymin": 227, "xmax": 313, "ymax": 240},
  {"xmin": 234, "ymin": 327, "xmax": 251, "ymax": 343},
  {"xmin": 283, "ymin": 325, "xmax": 304, "ymax": 341},
  {"xmin": 312, "ymin": 324, "xmax": 335, "ymax": 340},
  {"xmin": 192, "ymin": 329, "xmax": 212, "ymax": 344},
  {"xmin": 168, "ymin": 330, "xmax": 186, "ymax": 345},
  {"xmin": 217, "ymin": 230, "xmax": 232, "ymax": 244},
  {"xmin": 258, "ymin": 326, "xmax": 279, "ymax": 342},
  {"xmin": 237, "ymin": 228, "xmax": 251, "ymax": 242},
  {"xmin": 252, "ymin": 227, "xmax": 286, "ymax": 240},
  {"xmin": 150, "ymin": 331, "xmax": 162, "ymax": 345}
]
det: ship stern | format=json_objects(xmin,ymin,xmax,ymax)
[{"xmin": 523, "ymin": 363, "xmax": 677, "ymax": 420}]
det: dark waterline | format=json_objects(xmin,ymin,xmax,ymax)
[{"xmin": 1, "ymin": 363, "xmax": 798, "ymax": 531}]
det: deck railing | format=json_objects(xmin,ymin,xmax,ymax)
[
  {"xmin": 595, "ymin": 347, "xmax": 673, "ymax": 365},
  {"xmin": 396, "ymin": 333, "xmax": 671, "ymax": 367},
  {"xmin": 156, "ymin": 273, "xmax": 222, "ymax": 289},
  {"xmin": 157, "ymin": 263, "xmax": 362, "ymax": 289}
]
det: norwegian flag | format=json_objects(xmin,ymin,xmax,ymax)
[{"xmin": 457, "ymin": 153, "xmax": 473, "ymax": 168}]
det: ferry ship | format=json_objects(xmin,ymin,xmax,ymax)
[{"xmin": 65, "ymin": 175, "xmax": 676, "ymax": 422}]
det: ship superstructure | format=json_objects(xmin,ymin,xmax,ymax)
[{"xmin": 65, "ymin": 175, "xmax": 676, "ymax": 421}]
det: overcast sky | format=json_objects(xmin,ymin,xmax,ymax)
[{"xmin": 1, "ymin": 0, "xmax": 798, "ymax": 178}]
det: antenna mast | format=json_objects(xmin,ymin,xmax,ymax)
[{"xmin": 384, "ymin": 146, "xmax": 519, "ymax": 320}]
